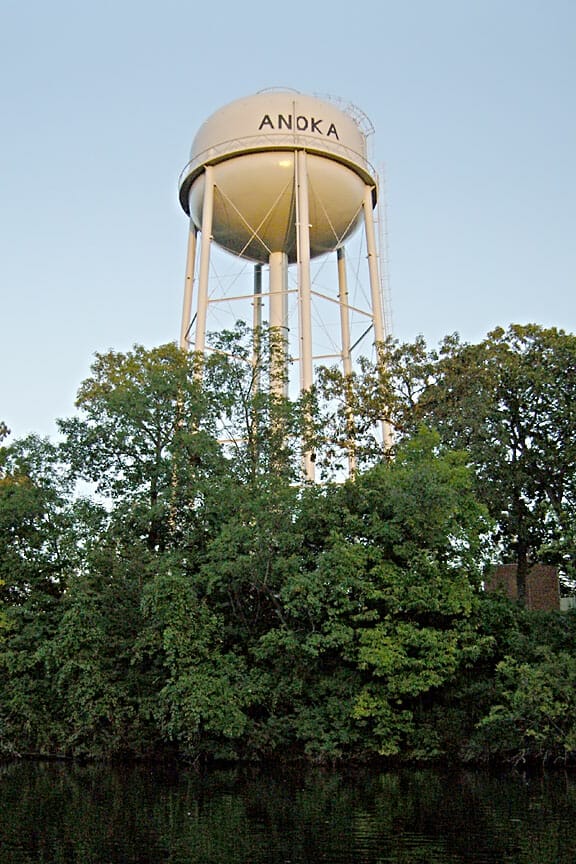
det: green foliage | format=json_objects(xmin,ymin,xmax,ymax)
[
  {"xmin": 416, "ymin": 325, "xmax": 576, "ymax": 595},
  {"xmin": 0, "ymin": 418, "xmax": 7, "ymax": 637},
  {"xmin": 0, "ymin": 435, "xmax": 80, "ymax": 753},
  {"xmin": 330, "ymin": 431, "xmax": 492, "ymax": 757},
  {"xmin": 138, "ymin": 562, "xmax": 251, "ymax": 757},
  {"xmin": 199, "ymin": 478, "xmax": 303, "ymax": 643},
  {"xmin": 57, "ymin": 342, "xmax": 221, "ymax": 552},
  {"xmin": 238, "ymin": 430, "xmax": 494, "ymax": 761},
  {"xmin": 41, "ymin": 542, "xmax": 152, "ymax": 757},
  {"xmin": 330, "ymin": 325, "xmax": 576, "ymax": 601},
  {"xmin": 473, "ymin": 649, "xmax": 576, "ymax": 765},
  {"xmin": 3, "ymin": 328, "xmax": 576, "ymax": 765},
  {"xmin": 202, "ymin": 323, "xmax": 308, "ymax": 483},
  {"xmin": 0, "ymin": 579, "xmax": 5, "ymax": 640},
  {"xmin": 0, "ymin": 436, "xmax": 74, "ymax": 599}
]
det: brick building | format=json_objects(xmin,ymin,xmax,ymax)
[{"xmin": 485, "ymin": 564, "xmax": 560, "ymax": 611}]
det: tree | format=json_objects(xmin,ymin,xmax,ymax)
[
  {"xmin": 57, "ymin": 330, "xmax": 311, "ymax": 553},
  {"xmin": 12, "ymin": 325, "xmax": 575, "ymax": 763},
  {"xmin": 0, "ymin": 422, "xmax": 9, "ymax": 641},
  {"xmin": 246, "ymin": 430, "xmax": 494, "ymax": 760},
  {"xmin": 137, "ymin": 558, "xmax": 251, "ymax": 758},
  {"xmin": 37, "ymin": 333, "xmax": 315, "ymax": 759},
  {"xmin": 338, "ymin": 430, "xmax": 493, "ymax": 757},
  {"xmin": 0, "ymin": 434, "xmax": 75, "ymax": 607},
  {"xmin": 57, "ymin": 342, "xmax": 221, "ymax": 551},
  {"xmin": 473, "ymin": 648, "xmax": 576, "ymax": 765},
  {"xmin": 201, "ymin": 322, "xmax": 312, "ymax": 484},
  {"xmin": 0, "ymin": 435, "xmax": 80, "ymax": 753},
  {"xmin": 315, "ymin": 336, "xmax": 435, "ymax": 476},
  {"xmin": 339, "ymin": 325, "xmax": 576, "ymax": 604},
  {"xmin": 413, "ymin": 325, "xmax": 576, "ymax": 602}
]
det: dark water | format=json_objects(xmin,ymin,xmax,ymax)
[{"xmin": 1, "ymin": 761, "xmax": 575, "ymax": 863}]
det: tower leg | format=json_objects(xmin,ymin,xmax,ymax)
[
  {"xmin": 337, "ymin": 246, "xmax": 356, "ymax": 474},
  {"xmin": 179, "ymin": 221, "xmax": 197, "ymax": 350},
  {"xmin": 363, "ymin": 185, "xmax": 393, "ymax": 451},
  {"xmin": 253, "ymin": 263, "xmax": 263, "ymax": 392},
  {"xmin": 296, "ymin": 150, "xmax": 315, "ymax": 482},
  {"xmin": 363, "ymin": 185, "xmax": 385, "ymax": 346},
  {"xmin": 194, "ymin": 166, "xmax": 215, "ymax": 359},
  {"xmin": 337, "ymin": 247, "xmax": 353, "ymax": 378},
  {"xmin": 269, "ymin": 250, "xmax": 289, "ymax": 397}
]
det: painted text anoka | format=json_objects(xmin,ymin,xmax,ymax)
[{"xmin": 258, "ymin": 114, "xmax": 339, "ymax": 139}]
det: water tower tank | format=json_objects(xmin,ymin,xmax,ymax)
[
  {"xmin": 178, "ymin": 91, "xmax": 377, "ymax": 263},
  {"xmin": 178, "ymin": 90, "xmax": 389, "ymax": 480}
]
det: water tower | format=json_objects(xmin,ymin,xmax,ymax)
[{"xmin": 178, "ymin": 90, "xmax": 389, "ymax": 480}]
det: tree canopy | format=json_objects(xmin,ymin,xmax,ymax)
[
  {"xmin": 1, "ymin": 323, "xmax": 576, "ymax": 767},
  {"xmin": 319, "ymin": 324, "xmax": 576, "ymax": 600}
]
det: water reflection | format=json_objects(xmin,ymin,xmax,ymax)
[{"xmin": 1, "ymin": 761, "xmax": 575, "ymax": 863}]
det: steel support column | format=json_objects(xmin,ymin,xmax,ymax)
[
  {"xmin": 337, "ymin": 246, "xmax": 356, "ymax": 474},
  {"xmin": 268, "ymin": 250, "xmax": 289, "ymax": 397},
  {"xmin": 194, "ymin": 165, "xmax": 215, "ymax": 358},
  {"xmin": 296, "ymin": 149, "xmax": 314, "ymax": 482},
  {"xmin": 363, "ymin": 184, "xmax": 393, "ymax": 451},
  {"xmin": 179, "ymin": 221, "xmax": 197, "ymax": 350}
]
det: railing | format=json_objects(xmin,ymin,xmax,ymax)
[{"xmin": 178, "ymin": 130, "xmax": 377, "ymax": 193}]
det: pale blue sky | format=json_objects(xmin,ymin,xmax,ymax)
[{"xmin": 1, "ymin": 0, "xmax": 575, "ymax": 439}]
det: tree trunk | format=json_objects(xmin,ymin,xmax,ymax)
[{"xmin": 516, "ymin": 536, "xmax": 529, "ymax": 608}]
